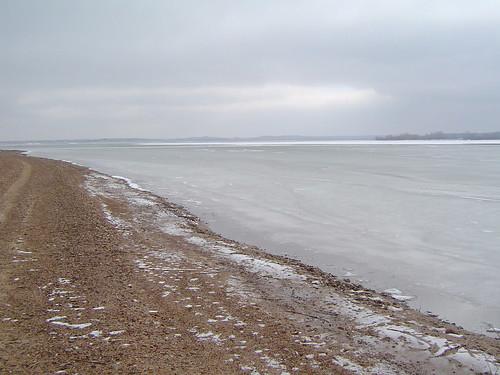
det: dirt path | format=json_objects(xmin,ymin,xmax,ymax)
[
  {"xmin": 0, "ymin": 152, "xmax": 498, "ymax": 374},
  {"xmin": 1, "ymin": 153, "xmax": 253, "ymax": 374},
  {"xmin": 0, "ymin": 159, "xmax": 31, "ymax": 224}
]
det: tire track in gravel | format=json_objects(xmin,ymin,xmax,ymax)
[{"xmin": 0, "ymin": 159, "xmax": 32, "ymax": 225}]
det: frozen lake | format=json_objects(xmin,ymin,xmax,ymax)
[{"xmin": 26, "ymin": 142, "xmax": 500, "ymax": 334}]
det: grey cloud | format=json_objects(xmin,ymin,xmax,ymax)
[{"xmin": 1, "ymin": 0, "xmax": 500, "ymax": 140}]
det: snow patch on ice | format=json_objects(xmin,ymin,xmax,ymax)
[
  {"xmin": 383, "ymin": 288, "xmax": 402, "ymax": 295},
  {"xmin": 391, "ymin": 294, "xmax": 414, "ymax": 302},
  {"xmin": 383, "ymin": 288, "xmax": 414, "ymax": 302},
  {"xmin": 448, "ymin": 348, "xmax": 499, "ymax": 374}
]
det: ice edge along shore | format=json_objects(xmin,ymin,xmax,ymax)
[{"xmin": 71, "ymin": 155, "xmax": 498, "ymax": 374}]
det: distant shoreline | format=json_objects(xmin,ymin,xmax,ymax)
[
  {"xmin": 2, "ymin": 131, "xmax": 500, "ymax": 146},
  {"xmin": 2, "ymin": 139, "xmax": 500, "ymax": 148},
  {"xmin": 376, "ymin": 131, "xmax": 500, "ymax": 141}
]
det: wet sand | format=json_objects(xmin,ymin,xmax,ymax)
[{"xmin": 0, "ymin": 151, "xmax": 498, "ymax": 374}]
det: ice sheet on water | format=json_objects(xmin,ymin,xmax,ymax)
[{"xmin": 34, "ymin": 143, "xmax": 500, "ymax": 336}]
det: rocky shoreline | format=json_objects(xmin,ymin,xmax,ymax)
[{"xmin": 1, "ymin": 151, "xmax": 498, "ymax": 374}]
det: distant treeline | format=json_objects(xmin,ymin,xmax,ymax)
[{"xmin": 376, "ymin": 131, "xmax": 500, "ymax": 141}]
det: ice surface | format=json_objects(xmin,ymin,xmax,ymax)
[{"xmin": 31, "ymin": 143, "xmax": 500, "ymax": 334}]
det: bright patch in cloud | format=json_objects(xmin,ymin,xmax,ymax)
[{"xmin": 18, "ymin": 84, "xmax": 385, "ymax": 119}]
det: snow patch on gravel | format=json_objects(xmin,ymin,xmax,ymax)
[
  {"xmin": 51, "ymin": 321, "xmax": 92, "ymax": 329},
  {"xmin": 111, "ymin": 175, "xmax": 148, "ymax": 191},
  {"xmin": 185, "ymin": 235, "xmax": 305, "ymax": 281},
  {"xmin": 101, "ymin": 202, "xmax": 127, "ymax": 228},
  {"xmin": 108, "ymin": 330, "xmax": 125, "ymax": 336},
  {"xmin": 128, "ymin": 196, "xmax": 157, "ymax": 207},
  {"xmin": 195, "ymin": 330, "xmax": 223, "ymax": 345},
  {"xmin": 46, "ymin": 316, "xmax": 67, "ymax": 322}
]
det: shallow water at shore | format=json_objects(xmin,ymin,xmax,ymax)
[{"xmin": 23, "ymin": 142, "xmax": 500, "ymax": 334}]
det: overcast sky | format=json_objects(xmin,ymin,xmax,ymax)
[{"xmin": 1, "ymin": 0, "xmax": 500, "ymax": 140}]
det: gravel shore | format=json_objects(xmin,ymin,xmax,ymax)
[{"xmin": 1, "ymin": 151, "xmax": 498, "ymax": 374}]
